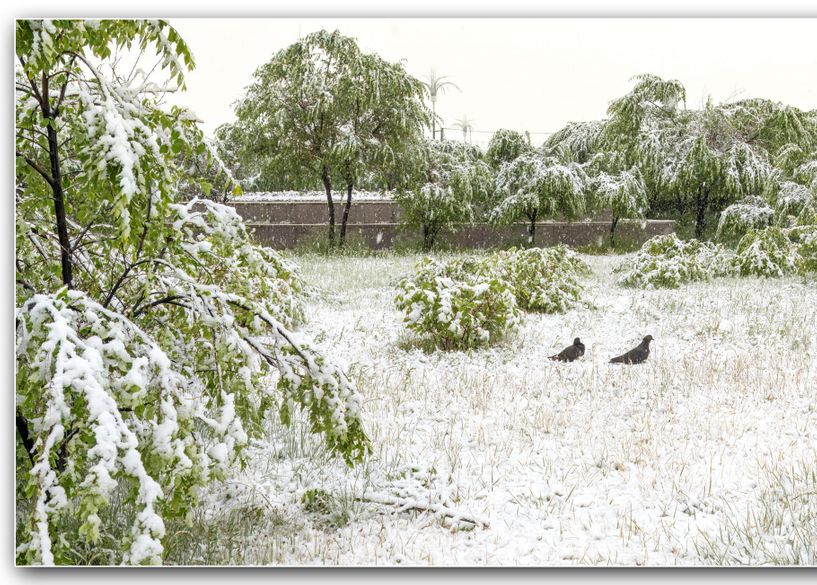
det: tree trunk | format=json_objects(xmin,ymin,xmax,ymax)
[
  {"xmin": 40, "ymin": 72, "xmax": 73, "ymax": 289},
  {"xmin": 610, "ymin": 216, "xmax": 620, "ymax": 247},
  {"xmin": 339, "ymin": 181, "xmax": 353, "ymax": 247},
  {"xmin": 321, "ymin": 164, "xmax": 335, "ymax": 246},
  {"xmin": 431, "ymin": 100, "xmax": 436, "ymax": 140},
  {"xmin": 16, "ymin": 412, "xmax": 35, "ymax": 465},
  {"xmin": 695, "ymin": 186, "xmax": 710, "ymax": 239},
  {"xmin": 421, "ymin": 223, "xmax": 435, "ymax": 252},
  {"xmin": 527, "ymin": 213, "xmax": 537, "ymax": 248}
]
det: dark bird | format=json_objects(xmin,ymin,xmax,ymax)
[
  {"xmin": 609, "ymin": 335, "xmax": 653, "ymax": 364},
  {"xmin": 548, "ymin": 337, "xmax": 585, "ymax": 362}
]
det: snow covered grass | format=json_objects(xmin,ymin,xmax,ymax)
[{"xmin": 172, "ymin": 251, "xmax": 817, "ymax": 566}]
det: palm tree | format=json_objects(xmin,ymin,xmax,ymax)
[
  {"xmin": 453, "ymin": 114, "xmax": 474, "ymax": 144},
  {"xmin": 422, "ymin": 68, "xmax": 460, "ymax": 140}
]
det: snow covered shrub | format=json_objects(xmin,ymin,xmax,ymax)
[
  {"xmin": 733, "ymin": 227, "xmax": 800, "ymax": 278},
  {"xmin": 15, "ymin": 20, "xmax": 369, "ymax": 565},
  {"xmin": 615, "ymin": 234, "xmax": 729, "ymax": 289},
  {"xmin": 774, "ymin": 182, "xmax": 814, "ymax": 225},
  {"xmin": 716, "ymin": 196, "xmax": 774, "ymax": 246},
  {"xmin": 496, "ymin": 246, "xmax": 590, "ymax": 313},
  {"xmin": 394, "ymin": 257, "xmax": 519, "ymax": 350},
  {"xmin": 785, "ymin": 225, "xmax": 817, "ymax": 273}
]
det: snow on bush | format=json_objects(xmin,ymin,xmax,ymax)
[
  {"xmin": 394, "ymin": 256, "xmax": 520, "ymax": 350},
  {"xmin": 615, "ymin": 234, "xmax": 733, "ymax": 289},
  {"xmin": 15, "ymin": 20, "xmax": 369, "ymax": 566},
  {"xmin": 733, "ymin": 227, "xmax": 800, "ymax": 278},
  {"xmin": 716, "ymin": 196, "xmax": 774, "ymax": 245},
  {"xmin": 786, "ymin": 224, "xmax": 817, "ymax": 274},
  {"xmin": 774, "ymin": 182, "xmax": 814, "ymax": 225},
  {"xmin": 495, "ymin": 246, "xmax": 590, "ymax": 313}
]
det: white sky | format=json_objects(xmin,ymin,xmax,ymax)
[{"xmin": 168, "ymin": 18, "xmax": 815, "ymax": 146}]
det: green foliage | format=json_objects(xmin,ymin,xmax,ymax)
[
  {"xmin": 220, "ymin": 29, "xmax": 430, "ymax": 198},
  {"xmin": 394, "ymin": 140, "xmax": 493, "ymax": 251},
  {"xmin": 15, "ymin": 19, "xmax": 369, "ymax": 566},
  {"xmin": 490, "ymin": 152, "xmax": 588, "ymax": 240},
  {"xmin": 733, "ymin": 227, "xmax": 800, "ymax": 278},
  {"xmin": 787, "ymin": 225, "xmax": 817, "ymax": 273},
  {"xmin": 615, "ymin": 234, "xmax": 734, "ymax": 289},
  {"xmin": 495, "ymin": 246, "xmax": 590, "ymax": 313},
  {"xmin": 590, "ymin": 168, "xmax": 648, "ymax": 221},
  {"xmin": 394, "ymin": 246, "xmax": 591, "ymax": 348},
  {"xmin": 716, "ymin": 196, "xmax": 774, "ymax": 246},
  {"xmin": 545, "ymin": 121, "xmax": 605, "ymax": 164},
  {"xmin": 394, "ymin": 256, "xmax": 520, "ymax": 350},
  {"xmin": 774, "ymin": 181, "xmax": 815, "ymax": 225},
  {"xmin": 485, "ymin": 129, "xmax": 532, "ymax": 170}
]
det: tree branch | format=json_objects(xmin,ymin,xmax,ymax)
[{"xmin": 16, "ymin": 151, "xmax": 55, "ymax": 187}]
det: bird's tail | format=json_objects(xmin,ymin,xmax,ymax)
[
  {"xmin": 548, "ymin": 354, "xmax": 559, "ymax": 361},
  {"xmin": 609, "ymin": 356, "xmax": 624, "ymax": 364}
]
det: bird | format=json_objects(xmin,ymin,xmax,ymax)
[
  {"xmin": 609, "ymin": 335, "xmax": 653, "ymax": 364},
  {"xmin": 548, "ymin": 337, "xmax": 585, "ymax": 362}
]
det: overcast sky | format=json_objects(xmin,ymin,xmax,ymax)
[{"xmin": 168, "ymin": 18, "xmax": 817, "ymax": 147}]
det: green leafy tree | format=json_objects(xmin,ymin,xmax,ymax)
[
  {"xmin": 485, "ymin": 128, "xmax": 532, "ymax": 170},
  {"xmin": 15, "ymin": 19, "xmax": 369, "ymax": 565},
  {"xmin": 544, "ymin": 120, "xmax": 604, "ymax": 164},
  {"xmin": 394, "ymin": 140, "xmax": 493, "ymax": 251},
  {"xmin": 490, "ymin": 152, "xmax": 588, "ymax": 246},
  {"xmin": 663, "ymin": 100, "xmax": 773, "ymax": 238},
  {"xmin": 224, "ymin": 29, "xmax": 430, "ymax": 247},
  {"xmin": 590, "ymin": 168, "xmax": 648, "ymax": 246}
]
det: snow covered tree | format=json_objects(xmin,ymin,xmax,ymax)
[
  {"xmin": 662, "ymin": 100, "xmax": 774, "ymax": 238},
  {"xmin": 490, "ymin": 152, "xmax": 588, "ymax": 246},
  {"xmin": 590, "ymin": 168, "xmax": 648, "ymax": 246},
  {"xmin": 716, "ymin": 195, "xmax": 774, "ymax": 245},
  {"xmin": 545, "ymin": 120, "xmax": 604, "ymax": 165},
  {"xmin": 225, "ymin": 29, "xmax": 430, "ymax": 247},
  {"xmin": 602, "ymin": 76, "xmax": 817, "ymax": 239},
  {"xmin": 394, "ymin": 140, "xmax": 492, "ymax": 251},
  {"xmin": 15, "ymin": 19, "xmax": 369, "ymax": 565},
  {"xmin": 485, "ymin": 128, "xmax": 532, "ymax": 170}
]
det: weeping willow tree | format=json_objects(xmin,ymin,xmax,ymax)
[
  {"xmin": 395, "ymin": 140, "xmax": 493, "ymax": 251},
  {"xmin": 490, "ymin": 153, "xmax": 588, "ymax": 246},
  {"xmin": 485, "ymin": 128, "xmax": 532, "ymax": 170},
  {"xmin": 15, "ymin": 19, "xmax": 369, "ymax": 565},
  {"xmin": 603, "ymin": 74, "xmax": 787, "ymax": 238},
  {"xmin": 219, "ymin": 29, "xmax": 430, "ymax": 247},
  {"xmin": 662, "ymin": 100, "xmax": 774, "ymax": 238}
]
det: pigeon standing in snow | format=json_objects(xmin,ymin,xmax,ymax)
[
  {"xmin": 548, "ymin": 337, "xmax": 585, "ymax": 362},
  {"xmin": 609, "ymin": 335, "xmax": 653, "ymax": 364}
]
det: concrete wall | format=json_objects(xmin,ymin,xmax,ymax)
[
  {"xmin": 217, "ymin": 200, "xmax": 675, "ymax": 250},
  {"xmin": 244, "ymin": 220, "xmax": 676, "ymax": 250}
]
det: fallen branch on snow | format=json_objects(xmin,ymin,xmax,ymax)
[{"xmin": 358, "ymin": 492, "xmax": 490, "ymax": 528}]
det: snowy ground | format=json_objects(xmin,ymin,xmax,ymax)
[{"xmin": 173, "ymin": 253, "xmax": 817, "ymax": 566}]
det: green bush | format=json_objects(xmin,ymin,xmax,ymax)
[
  {"xmin": 733, "ymin": 227, "xmax": 800, "ymax": 277},
  {"xmin": 394, "ymin": 256, "xmax": 520, "ymax": 350},
  {"xmin": 496, "ymin": 246, "xmax": 589, "ymax": 313},
  {"xmin": 716, "ymin": 196, "xmax": 773, "ymax": 246},
  {"xmin": 615, "ymin": 234, "xmax": 732, "ymax": 289},
  {"xmin": 791, "ymin": 225, "xmax": 817, "ymax": 274}
]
